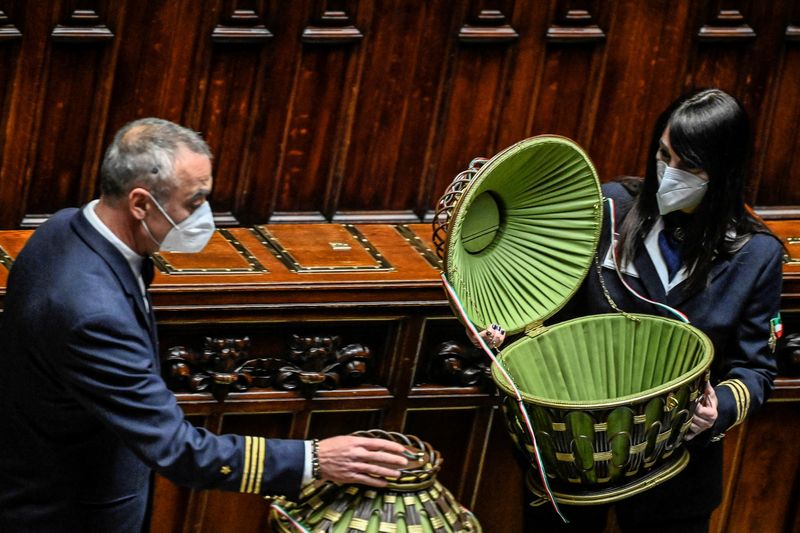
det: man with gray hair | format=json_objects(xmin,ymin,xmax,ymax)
[{"xmin": 0, "ymin": 118, "xmax": 408, "ymax": 532}]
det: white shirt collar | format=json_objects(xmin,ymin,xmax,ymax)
[
  {"xmin": 602, "ymin": 216, "xmax": 688, "ymax": 294},
  {"xmin": 644, "ymin": 217, "xmax": 688, "ymax": 293},
  {"xmin": 83, "ymin": 200, "xmax": 148, "ymax": 301}
]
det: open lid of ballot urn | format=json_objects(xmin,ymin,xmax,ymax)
[{"xmin": 439, "ymin": 135, "xmax": 603, "ymax": 334}]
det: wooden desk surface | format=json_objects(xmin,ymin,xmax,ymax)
[
  {"xmin": 1, "ymin": 219, "xmax": 799, "ymax": 302},
  {"xmin": 1, "ymin": 221, "xmax": 798, "ymax": 533},
  {"xmin": 0, "ymin": 223, "xmax": 445, "ymax": 307}
]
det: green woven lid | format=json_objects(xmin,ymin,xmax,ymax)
[{"xmin": 445, "ymin": 136, "xmax": 603, "ymax": 334}]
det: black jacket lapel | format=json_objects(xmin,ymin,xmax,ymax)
[
  {"xmin": 70, "ymin": 209, "xmax": 155, "ymax": 337},
  {"xmin": 632, "ymin": 250, "xmax": 667, "ymax": 303},
  {"xmin": 667, "ymin": 259, "xmax": 731, "ymax": 309}
]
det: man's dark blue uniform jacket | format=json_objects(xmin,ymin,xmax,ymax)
[{"xmin": 0, "ymin": 208, "xmax": 304, "ymax": 532}]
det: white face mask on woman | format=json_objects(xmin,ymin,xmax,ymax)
[
  {"xmin": 142, "ymin": 192, "xmax": 215, "ymax": 253},
  {"xmin": 655, "ymin": 160, "xmax": 708, "ymax": 215}
]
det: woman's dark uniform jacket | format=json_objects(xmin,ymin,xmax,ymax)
[
  {"xmin": 0, "ymin": 208, "xmax": 305, "ymax": 532},
  {"xmin": 554, "ymin": 181, "xmax": 782, "ymax": 522}
]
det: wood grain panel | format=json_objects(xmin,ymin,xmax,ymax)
[
  {"xmin": 712, "ymin": 402, "xmax": 800, "ymax": 533},
  {"xmin": 546, "ymin": 0, "xmax": 606, "ymax": 43},
  {"xmin": 335, "ymin": 0, "xmax": 456, "ymax": 220},
  {"xmin": 473, "ymin": 409, "xmax": 524, "ymax": 532},
  {"xmin": 149, "ymin": 415, "xmax": 207, "ymax": 533},
  {"xmin": 403, "ymin": 407, "xmax": 481, "ymax": 501},
  {"xmin": 589, "ymin": 0, "xmax": 691, "ymax": 182},
  {"xmin": 258, "ymin": 1, "xmax": 366, "ymax": 222},
  {"xmin": 0, "ymin": 4, "xmax": 22, "ymax": 228},
  {"xmin": 149, "ymin": 475, "xmax": 192, "ymax": 533},
  {"xmin": 22, "ymin": 1, "xmax": 120, "ymax": 223},
  {"xmin": 211, "ymin": 0, "xmax": 273, "ymax": 44},
  {"xmin": 197, "ymin": 413, "xmax": 294, "ymax": 533},
  {"xmin": 490, "ymin": 1, "xmax": 548, "ymax": 152},
  {"xmin": 227, "ymin": 1, "xmax": 306, "ymax": 225},
  {"xmin": 0, "ymin": 1, "xmax": 52, "ymax": 228},
  {"xmin": 1, "ymin": 1, "xmax": 800, "ymax": 229},
  {"xmin": 754, "ymin": 5, "xmax": 800, "ymax": 207},
  {"xmin": 527, "ymin": 43, "xmax": 605, "ymax": 149},
  {"xmin": 190, "ymin": 1, "xmax": 270, "ymax": 225},
  {"xmin": 430, "ymin": 4, "xmax": 516, "ymax": 215},
  {"xmin": 103, "ymin": 0, "xmax": 204, "ymax": 139}
]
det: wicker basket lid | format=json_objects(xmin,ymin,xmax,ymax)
[
  {"xmin": 442, "ymin": 136, "xmax": 602, "ymax": 335},
  {"xmin": 268, "ymin": 430, "xmax": 482, "ymax": 532}
]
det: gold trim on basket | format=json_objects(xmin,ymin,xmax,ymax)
[
  {"xmin": 526, "ymin": 449, "xmax": 691, "ymax": 505},
  {"xmin": 268, "ymin": 430, "xmax": 482, "ymax": 533}
]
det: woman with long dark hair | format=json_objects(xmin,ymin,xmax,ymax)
[{"xmin": 478, "ymin": 88, "xmax": 783, "ymax": 531}]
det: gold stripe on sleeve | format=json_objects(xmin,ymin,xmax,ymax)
[
  {"xmin": 254, "ymin": 437, "xmax": 266, "ymax": 494},
  {"xmin": 240, "ymin": 436, "xmax": 252, "ymax": 493},
  {"xmin": 246, "ymin": 436, "xmax": 260, "ymax": 493},
  {"xmin": 729, "ymin": 379, "xmax": 751, "ymax": 425},
  {"xmin": 719, "ymin": 379, "xmax": 750, "ymax": 428},
  {"xmin": 718, "ymin": 381, "xmax": 743, "ymax": 425}
]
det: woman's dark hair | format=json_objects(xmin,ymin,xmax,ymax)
[{"xmin": 616, "ymin": 88, "xmax": 771, "ymax": 293}]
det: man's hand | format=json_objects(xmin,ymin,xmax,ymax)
[
  {"xmin": 466, "ymin": 324, "xmax": 506, "ymax": 350},
  {"xmin": 318, "ymin": 436, "xmax": 409, "ymax": 487},
  {"xmin": 685, "ymin": 383, "xmax": 718, "ymax": 441}
]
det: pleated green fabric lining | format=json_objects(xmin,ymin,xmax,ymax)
[
  {"xmin": 494, "ymin": 314, "xmax": 714, "ymax": 407},
  {"xmin": 446, "ymin": 136, "xmax": 602, "ymax": 334}
]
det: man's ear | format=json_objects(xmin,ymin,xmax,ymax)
[{"xmin": 129, "ymin": 188, "xmax": 150, "ymax": 220}]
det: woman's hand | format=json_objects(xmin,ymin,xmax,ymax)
[
  {"xmin": 318, "ymin": 436, "xmax": 409, "ymax": 487},
  {"xmin": 685, "ymin": 383, "xmax": 718, "ymax": 440},
  {"xmin": 466, "ymin": 323, "xmax": 506, "ymax": 350}
]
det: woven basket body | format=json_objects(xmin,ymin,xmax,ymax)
[
  {"xmin": 494, "ymin": 314, "xmax": 712, "ymax": 503},
  {"xmin": 268, "ymin": 431, "xmax": 482, "ymax": 532}
]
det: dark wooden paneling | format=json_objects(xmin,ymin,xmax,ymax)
[
  {"xmin": 1, "ymin": 223, "xmax": 800, "ymax": 532},
  {"xmin": 754, "ymin": 5, "xmax": 800, "ymax": 207},
  {"xmin": 22, "ymin": 1, "xmax": 120, "ymax": 225},
  {"xmin": 473, "ymin": 410, "xmax": 524, "ymax": 532},
  {"xmin": 232, "ymin": 1, "xmax": 307, "ymax": 225},
  {"xmin": 267, "ymin": 0, "xmax": 365, "ymax": 222},
  {"xmin": 2, "ymin": 2, "xmax": 800, "ymax": 531},
  {"xmin": 2, "ymin": 1, "xmax": 800, "ymax": 226},
  {"xmin": 337, "ymin": 0, "xmax": 455, "ymax": 220},
  {"xmin": 0, "ymin": 3, "xmax": 23, "ymax": 229},
  {"xmin": 710, "ymin": 400, "xmax": 800, "ymax": 533},
  {"xmin": 196, "ymin": 413, "xmax": 294, "ymax": 533},
  {"xmin": 590, "ymin": 0, "xmax": 692, "ymax": 182}
]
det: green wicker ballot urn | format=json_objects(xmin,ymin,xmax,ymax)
[
  {"xmin": 432, "ymin": 136, "xmax": 714, "ymax": 505},
  {"xmin": 267, "ymin": 430, "xmax": 482, "ymax": 533}
]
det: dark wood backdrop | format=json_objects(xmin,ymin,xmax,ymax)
[
  {"xmin": 2, "ymin": 2, "xmax": 800, "ymax": 533},
  {"xmin": 0, "ymin": 0, "xmax": 799, "ymax": 229}
]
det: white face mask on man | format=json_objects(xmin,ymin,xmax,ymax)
[
  {"xmin": 142, "ymin": 192, "xmax": 215, "ymax": 253},
  {"xmin": 655, "ymin": 160, "xmax": 709, "ymax": 215}
]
